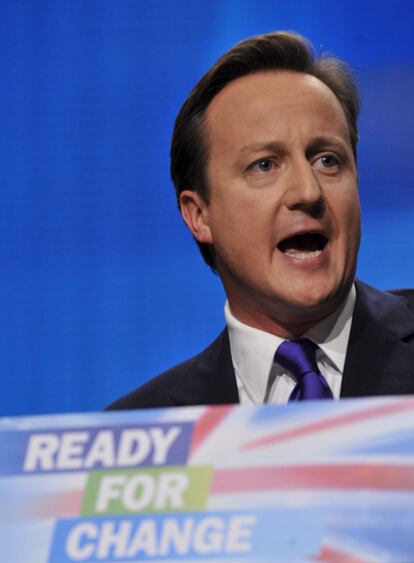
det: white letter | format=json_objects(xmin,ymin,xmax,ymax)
[
  {"xmin": 226, "ymin": 515, "xmax": 256, "ymax": 553},
  {"xmin": 95, "ymin": 475, "xmax": 127, "ymax": 513},
  {"xmin": 150, "ymin": 426, "xmax": 181, "ymax": 465},
  {"xmin": 96, "ymin": 521, "xmax": 131, "ymax": 559},
  {"xmin": 193, "ymin": 517, "xmax": 224, "ymax": 554},
  {"xmin": 56, "ymin": 432, "xmax": 89, "ymax": 470},
  {"xmin": 154, "ymin": 472, "xmax": 188, "ymax": 509},
  {"xmin": 66, "ymin": 522, "xmax": 97, "ymax": 561},
  {"xmin": 117, "ymin": 430, "xmax": 150, "ymax": 466},
  {"xmin": 159, "ymin": 518, "xmax": 193, "ymax": 556},
  {"xmin": 84, "ymin": 431, "xmax": 115, "ymax": 469},
  {"xmin": 123, "ymin": 474, "xmax": 154, "ymax": 511},
  {"xmin": 127, "ymin": 519, "xmax": 157, "ymax": 557},
  {"xmin": 23, "ymin": 433, "xmax": 59, "ymax": 471}
]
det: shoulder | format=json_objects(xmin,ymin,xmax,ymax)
[
  {"xmin": 387, "ymin": 288, "xmax": 414, "ymax": 311},
  {"xmin": 105, "ymin": 329, "xmax": 233, "ymax": 411},
  {"xmin": 353, "ymin": 280, "xmax": 414, "ymax": 337},
  {"xmin": 356, "ymin": 280, "xmax": 414, "ymax": 313},
  {"xmin": 341, "ymin": 281, "xmax": 414, "ymax": 398}
]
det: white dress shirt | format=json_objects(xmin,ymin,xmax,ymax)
[{"xmin": 225, "ymin": 285, "xmax": 356, "ymax": 404}]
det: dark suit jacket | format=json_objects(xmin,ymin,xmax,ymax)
[{"xmin": 107, "ymin": 281, "xmax": 414, "ymax": 410}]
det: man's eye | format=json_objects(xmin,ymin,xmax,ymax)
[
  {"xmin": 251, "ymin": 158, "xmax": 275, "ymax": 173},
  {"xmin": 317, "ymin": 154, "xmax": 340, "ymax": 168}
]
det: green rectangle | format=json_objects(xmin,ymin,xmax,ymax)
[{"xmin": 82, "ymin": 465, "xmax": 212, "ymax": 516}]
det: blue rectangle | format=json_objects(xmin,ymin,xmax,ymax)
[
  {"xmin": 0, "ymin": 423, "xmax": 193, "ymax": 475},
  {"xmin": 49, "ymin": 510, "xmax": 325, "ymax": 561}
]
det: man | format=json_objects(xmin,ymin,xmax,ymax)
[{"xmin": 108, "ymin": 31, "xmax": 414, "ymax": 410}]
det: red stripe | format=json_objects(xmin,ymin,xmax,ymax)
[
  {"xmin": 13, "ymin": 489, "xmax": 83, "ymax": 519},
  {"xmin": 242, "ymin": 398, "xmax": 414, "ymax": 451},
  {"xmin": 313, "ymin": 545, "xmax": 368, "ymax": 563},
  {"xmin": 190, "ymin": 405, "xmax": 234, "ymax": 454},
  {"xmin": 212, "ymin": 464, "xmax": 414, "ymax": 493}
]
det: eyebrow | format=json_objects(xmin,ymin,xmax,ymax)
[
  {"xmin": 238, "ymin": 135, "xmax": 349, "ymax": 158},
  {"xmin": 238, "ymin": 141, "xmax": 286, "ymax": 157},
  {"xmin": 306, "ymin": 136, "xmax": 349, "ymax": 154}
]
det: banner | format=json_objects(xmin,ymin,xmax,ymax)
[{"xmin": 2, "ymin": 397, "xmax": 414, "ymax": 561}]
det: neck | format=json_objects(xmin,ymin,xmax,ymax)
[{"xmin": 226, "ymin": 297, "xmax": 346, "ymax": 340}]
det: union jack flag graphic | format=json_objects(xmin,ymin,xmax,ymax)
[
  {"xmin": 1, "ymin": 397, "xmax": 414, "ymax": 562},
  {"xmin": 189, "ymin": 398, "xmax": 414, "ymax": 561}
]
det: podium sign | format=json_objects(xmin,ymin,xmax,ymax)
[{"xmin": 1, "ymin": 397, "xmax": 414, "ymax": 561}]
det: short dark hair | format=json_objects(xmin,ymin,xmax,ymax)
[{"xmin": 170, "ymin": 31, "xmax": 360, "ymax": 270}]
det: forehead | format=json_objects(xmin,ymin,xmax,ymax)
[{"xmin": 205, "ymin": 71, "xmax": 351, "ymax": 152}]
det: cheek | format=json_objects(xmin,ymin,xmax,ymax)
[
  {"xmin": 345, "ymin": 191, "xmax": 361, "ymax": 236},
  {"xmin": 209, "ymin": 203, "xmax": 273, "ymax": 266},
  {"xmin": 332, "ymin": 185, "xmax": 360, "ymax": 229},
  {"xmin": 210, "ymin": 192, "xmax": 271, "ymax": 236},
  {"xmin": 336, "ymin": 191, "xmax": 362, "ymax": 258}
]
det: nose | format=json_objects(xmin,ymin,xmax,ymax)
[{"xmin": 283, "ymin": 157, "xmax": 324, "ymax": 215}]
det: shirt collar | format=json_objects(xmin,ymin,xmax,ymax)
[
  {"xmin": 304, "ymin": 284, "xmax": 356, "ymax": 373},
  {"xmin": 225, "ymin": 285, "xmax": 356, "ymax": 403}
]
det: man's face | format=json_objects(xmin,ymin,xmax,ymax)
[{"xmin": 181, "ymin": 71, "xmax": 361, "ymax": 336}]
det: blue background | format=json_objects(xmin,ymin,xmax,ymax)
[{"xmin": 1, "ymin": 0, "xmax": 413, "ymax": 416}]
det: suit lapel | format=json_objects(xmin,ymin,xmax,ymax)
[
  {"xmin": 169, "ymin": 329, "xmax": 239, "ymax": 405},
  {"xmin": 341, "ymin": 281, "xmax": 414, "ymax": 397},
  {"xmin": 168, "ymin": 282, "xmax": 414, "ymax": 406}
]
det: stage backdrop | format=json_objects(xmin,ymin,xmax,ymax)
[{"xmin": 1, "ymin": 0, "xmax": 413, "ymax": 416}]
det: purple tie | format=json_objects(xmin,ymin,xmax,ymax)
[{"xmin": 275, "ymin": 339, "xmax": 333, "ymax": 401}]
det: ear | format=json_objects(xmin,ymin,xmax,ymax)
[{"xmin": 179, "ymin": 190, "xmax": 213, "ymax": 244}]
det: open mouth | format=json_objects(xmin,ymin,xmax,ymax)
[{"xmin": 277, "ymin": 232, "xmax": 328, "ymax": 260}]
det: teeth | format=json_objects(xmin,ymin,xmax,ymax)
[{"xmin": 284, "ymin": 249, "xmax": 322, "ymax": 260}]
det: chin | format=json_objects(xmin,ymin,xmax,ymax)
[{"xmin": 280, "ymin": 282, "xmax": 347, "ymax": 317}]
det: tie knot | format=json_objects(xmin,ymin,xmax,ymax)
[{"xmin": 275, "ymin": 339, "xmax": 319, "ymax": 381}]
